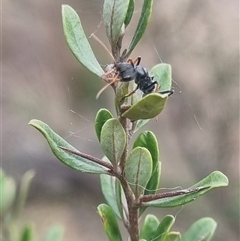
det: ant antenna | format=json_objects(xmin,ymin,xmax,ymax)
[
  {"xmin": 89, "ymin": 33, "xmax": 114, "ymax": 61},
  {"xmin": 96, "ymin": 75, "xmax": 119, "ymax": 99},
  {"xmin": 153, "ymin": 45, "xmax": 163, "ymax": 63}
]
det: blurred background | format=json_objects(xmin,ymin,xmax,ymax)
[{"xmin": 2, "ymin": 0, "xmax": 239, "ymax": 240}]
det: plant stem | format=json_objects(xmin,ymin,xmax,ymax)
[
  {"xmin": 119, "ymin": 176, "xmax": 139, "ymax": 241},
  {"xmin": 118, "ymin": 114, "xmax": 140, "ymax": 241},
  {"xmin": 140, "ymin": 186, "xmax": 211, "ymax": 204},
  {"xmin": 58, "ymin": 146, "xmax": 114, "ymax": 172}
]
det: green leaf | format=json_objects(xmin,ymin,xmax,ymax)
[
  {"xmin": 133, "ymin": 131, "xmax": 160, "ymax": 195},
  {"xmin": 62, "ymin": 5, "xmax": 104, "ymax": 77},
  {"xmin": 125, "ymin": 0, "xmax": 153, "ymax": 58},
  {"xmin": 182, "ymin": 218, "xmax": 217, "ymax": 241},
  {"xmin": 165, "ymin": 232, "xmax": 181, "ymax": 241},
  {"xmin": 149, "ymin": 64, "xmax": 172, "ymax": 92},
  {"xmin": 44, "ymin": 226, "xmax": 64, "ymax": 241},
  {"xmin": 125, "ymin": 147, "xmax": 152, "ymax": 197},
  {"xmin": 122, "ymin": 93, "xmax": 169, "ymax": 121},
  {"xmin": 0, "ymin": 169, "xmax": 16, "ymax": 215},
  {"xmin": 134, "ymin": 64, "xmax": 173, "ymax": 131},
  {"xmin": 133, "ymin": 131, "xmax": 160, "ymax": 215},
  {"xmin": 95, "ymin": 109, "xmax": 114, "ymax": 142},
  {"xmin": 190, "ymin": 171, "xmax": 229, "ymax": 188},
  {"xmin": 103, "ymin": 0, "xmax": 130, "ymax": 46},
  {"xmin": 153, "ymin": 215, "xmax": 175, "ymax": 241},
  {"xmin": 29, "ymin": 119, "xmax": 109, "ymax": 174},
  {"xmin": 140, "ymin": 214, "xmax": 160, "ymax": 240},
  {"xmin": 143, "ymin": 171, "xmax": 228, "ymax": 208},
  {"xmin": 100, "ymin": 174, "xmax": 122, "ymax": 219},
  {"xmin": 124, "ymin": 0, "xmax": 135, "ymax": 27},
  {"xmin": 97, "ymin": 204, "xmax": 123, "ymax": 241},
  {"xmin": 100, "ymin": 118, "xmax": 126, "ymax": 164},
  {"xmin": 15, "ymin": 170, "xmax": 35, "ymax": 218},
  {"xmin": 135, "ymin": 119, "xmax": 151, "ymax": 133},
  {"xmin": 20, "ymin": 224, "xmax": 34, "ymax": 241}
]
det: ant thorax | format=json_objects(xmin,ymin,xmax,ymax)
[{"xmin": 135, "ymin": 66, "xmax": 148, "ymax": 78}]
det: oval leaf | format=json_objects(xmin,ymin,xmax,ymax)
[
  {"xmin": 133, "ymin": 131, "xmax": 160, "ymax": 196},
  {"xmin": 125, "ymin": 0, "xmax": 153, "ymax": 58},
  {"xmin": 95, "ymin": 109, "xmax": 114, "ymax": 142},
  {"xmin": 97, "ymin": 204, "xmax": 123, "ymax": 241},
  {"xmin": 134, "ymin": 63, "xmax": 172, "ymax": 132},
  {"xmin": 143, "ymin": 171, "xmax": 228, "ymax": 208},
  {"xmin": 100, "ymin": 118, "xmax": 126, "ymax": 164},
  {"xmin": 149, "ymin": 64, "xmax": 172, "ymax": 92},
  {"xmin": 140, "ymin": 214, "xmax": 160, "ymax": 240},
  {"xmin": 153, "ymin": 215, "xmax": 175, "ymax": 241},
  {"xmin": 62, "ymin": 5, "xmax": 104, "ymax": 77},
  {"xmin": 103, "ymin": 0, "xmax": 130, "ymax": 46},
  {"xmin": 182, "ymin": 218, "xmax": 217, "ymax": 241},
  {"xmin": 122, "ymin": 93, "xmax": 168, "ymax": 121},
  {"xmin": 165, "ymin": 232, "xmax": 181, "ymax": 241},
  {"xmin": 125, "ymin": 147, "xmax": 152, "ymax": 197},
  {"xmin": 29, "ymin": 119, "xmax": 109, "ymax": 174},
  {"xmin": 133, "ymin": 63, "xmax": 173, "ymax": 131},
  {"xmin": 100, "ymin": 174, "xmax": 123, "ymax": 219}
]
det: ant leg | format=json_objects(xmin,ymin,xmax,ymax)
[
  {"xmin": 142, "ymin": 81, "xmax": 157, "ymax": 96},
  {"xmin": 127, "ymin": 58, "xmax": 135, "ymax": 67},
  {"xmin": 127, "ymin": 57, "xmax": 141, "ymax": 67},
  {"xmin": 121, "ymin": 85, "xmax": 139, "ymax": 101},
  {"xmin": 133, "ymin": 56, "xmax": 141, "ymax": 66},
  {"xmin": 96, "ymin": 75, "xmax": 120, "ymax": 99},
  {"xmin": 155, "ymin": 83, "xmax": 159, "ymax": 92},
  {"xmin": 159, "ymin": 89, "xmax": 174, "ymax": 96},
  {"xmin": 155, "ymin": 82, "xmax": 174, "ymax": 96}
]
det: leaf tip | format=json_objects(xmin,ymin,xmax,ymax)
[{"xmin": 28, "ymin": 119, "xmax": 37, "ymax": 126}]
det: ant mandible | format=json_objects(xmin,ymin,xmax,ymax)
[{"xmin": 96, "ymin": 57, "xmax": 173, "ymax": 99}]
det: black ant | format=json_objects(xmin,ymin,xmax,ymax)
[{"xmin": 97, "ymin": 57, "xmax": 173, "ymax": 99}]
